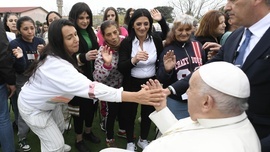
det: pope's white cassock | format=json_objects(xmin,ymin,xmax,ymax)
[{"xmin": 101, "ymin": 107, "xmax": 261, "ymax": 152}]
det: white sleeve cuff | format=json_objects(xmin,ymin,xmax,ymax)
[{"xmin": 149, "ymin": 107, "xmax": 178, "ymax": 134}]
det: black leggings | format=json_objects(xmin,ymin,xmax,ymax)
[
  {"xmin": 105, "ymin": 102, "xmax": 125, "ymax": 139},
  {"xmin": 122, "ymin": 102, "xmax": 154, "ymax": 142},
  {"xmin": 69, "ymin": 96, "xmax": 97, "ymax": 134},
  {"xmin": 122, "ymin": 76, "xmax": 155, "ymax": 142}
]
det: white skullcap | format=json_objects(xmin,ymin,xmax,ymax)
[{"xmin": 198, "ymin": 62, "xmax": 250, "ymax": 98}]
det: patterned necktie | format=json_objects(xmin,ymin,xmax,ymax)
[{"xmin": 234, "ymin": 29, "xmax": 252, "ymax": 67}]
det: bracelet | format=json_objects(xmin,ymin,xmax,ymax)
[
  {"xmin": 167, "ymin": 86, "xmax": 175, "ymax": 95},
  {"xmin": 76, "ymin": 53, "xmax": 84, "ymax": 66}
]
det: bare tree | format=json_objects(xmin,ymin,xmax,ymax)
[
  {"xmin": 170, "ymin": 0, "xmax": 226, "ymax": 18},
  {"xmin": 99, "ymin": 7, "xmax": 105, "ymax": 16},
  {"xmin": 116, "ymin": 7, "xmax": 126, "ymax": 15}
]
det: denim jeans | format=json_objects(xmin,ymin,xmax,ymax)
[
  {"xmin": 0, "ymin": 84, "xmax": 15, "ymax": 152},
  {"xmin": 167, "ymin": 97, "xmax": 189, "ymax": 120}
]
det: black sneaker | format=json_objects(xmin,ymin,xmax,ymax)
[
  {"xmin": 75, "ymin": 140, "xmax": 90, "ymax": 152},
  {"xmin": 18, "ymin": 138, "xmax": 31, "ymax": 152},
  {"xmin": 83, "ymin": 132, "xmax": 101, "ymax": 144}
]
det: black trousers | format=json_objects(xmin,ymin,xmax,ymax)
[
  {"xmin": 122, "ymin": 76, "xmax": 155, "ymax": 142},
  {"xmin": 105, "ymin": 102, "xmax": 125, "ymax": 139},
  {"xmin": 122, "ymin": 102, "xmax": 154, "ymax": 142},
  {"xmin": 69, "ymin": 96, "xmax": 97, "ymax": 134}
]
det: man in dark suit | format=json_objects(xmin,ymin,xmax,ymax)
[
  {"xmin": 213, "ymin": 0, "xmax": 270, "ymax": 146},
  {"xmin": 164, "ymin": 0, "xmax": 270, "ymax": 151},
  {"xmin": 212, "ymin": 1, "xmax": 270, "ymax": 151}
]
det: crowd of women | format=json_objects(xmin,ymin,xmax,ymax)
[{"xmin": 1, "ymin": 2, "xmax": 233, "ymax": 152}]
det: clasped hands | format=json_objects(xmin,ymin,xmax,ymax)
[
  {"xmin": 13, "ymin": 44, "xmax": 45, "ymax": 59},
  {"xmin": 139, "ymin": 79, "xmax": 167, "ymax": 111},
  {"xmin": 131, "ymin": 48, "xmax": 149, "ymax": 65}
]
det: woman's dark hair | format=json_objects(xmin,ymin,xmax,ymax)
[
  {"xmin": 45, "ymin": 11, "xmax": 62, "ymax": 26},
  {"xmin": 100, "ymin": 20, "xmax": 119, "ymax": 36},
  {"xmin": 69, "ymin": 2, "xmax": 93, "ymax": 29},
  {"xmin": 16, "ymin": 16, "xmax": 35, "ymax": 37},
  {"xmin": 24, "ymin": 19, "xmax": 79, "ymax": 79},
  {"xmin": 124, "ymin": 8, "xmax": 135, "ymax": 25},
  {"xmin": 68, "ymin": 2, "xmax": 98, "ymax": 53},
  {"xmin": 3, "ymin": 12, "xmax": 18, "ymax": 32},
  {"xmin": 103, "ymin": 7, "xmax": 119, "ymax": 25},
  {"xmin": 127, "ymin": 8, "xmax": 153, "ymax": 41}
]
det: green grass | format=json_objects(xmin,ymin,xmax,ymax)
[{"xmin": 6, "ymin": 105, "xmax": 157, "ymax": 152}]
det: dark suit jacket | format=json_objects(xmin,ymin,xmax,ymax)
[
  {"xmin": 211, "ymin": 26, "xmax": 270, "ymax": 137},
  {"xmin": 0, "ymin": 20, "xmax": 15, "ymax": 85}
]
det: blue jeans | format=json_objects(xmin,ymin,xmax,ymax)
[
  {"xmin": 0, "ymin": 84, "xmax": 15, "ymax": 152},
  {"xmin": 167, "ymin": 97, "xmax": 189, "ymax": 120}
]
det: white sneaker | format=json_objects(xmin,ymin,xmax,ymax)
[
  {"xmin": 126, "ymin": 142, "xmax": 137, "ymax": 151},
  {"xmin": 64, "ymin": 144, "xmax": 71, "ymax": 152},
  {"xmin": 18, "ymin": 138, "xmax": 31, "ymax": 151},
  {"xmin": 137, "ymin": 138, "xmax": 149, "ymax": 149}
]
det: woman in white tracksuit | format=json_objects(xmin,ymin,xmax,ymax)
[{"xmin": 18, "ymin": 19, "xmax": 162, "ymax": 152}]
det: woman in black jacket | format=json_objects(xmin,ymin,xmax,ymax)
[
  {"xmin": 118, "ymin": 8, "xmax": 168, "ymax": 151},
  {"xmin": 68, "ymin": 2, "xmax": 100, "ymax": 152}
]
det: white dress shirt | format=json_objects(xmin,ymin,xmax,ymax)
[
  {"xmin": 131, "ymin": 36, "xmax": 157, "ymax": 78},
  {"xmin": 242, "ymin": 12, "xmax": 270, "ymax": 62}
]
